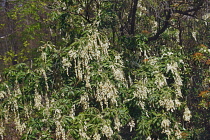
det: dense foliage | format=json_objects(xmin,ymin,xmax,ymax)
[{"xmin": 0, "ymin": 0, "xmax": 209, "ymax": 139}]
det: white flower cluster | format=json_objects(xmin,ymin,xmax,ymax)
[
  {"xmin": 154, "ymin": 72, "xmax": 167, "ymax": 88},
  {"xmin": 134, "ymin": 87, "xmax": 147, "ymax": 108},
  {"xmin": 96, "ymin": 80, "xmax": 118, "ymax": 110},
  {"xmin": 75, "ymin": 60, "xmax": 83, "ymax": 81},
  {"xmin": 174, "ymin": 98, "xmax": 182, "ymax": 107},
  {"xmin": 55, "ymin": 121, "xmax": 66, "ymax": 140},
  {"xmin": 202, "ymin": 13, "xmax": 210, "ymax": 20},
  {"xmin": 12, "ymin": 99, "xmax": 19, "ymax": 115},
  {"xmin": 175, "ymin": 86, "xmax": 183, "ymax": 97},
  {"xmin": 161, "ymin": 119, "xmax": 171, "ymax": 129},
  {"xmin": 134, "ymin": 79, "xmax": 148, "ymax": 98},
  {"xmin": 159, "ymin": 98, "xmax": 175, "ymax": 112},
  {"xmin": 78, "ymin": 121, "xmax": 90, "ymax": 139},
  {"xmin": 93, "ymin": 133, "xmax": 101, "ymax": 140},
  {"xmin": 14, "ymin": 83, "xmax": 22, "ymax": 96},
  {"xmin": 79, "ymin": 128, "xmax": 90, "ymax": 139},
  {"xmin": 0, "ymin": 123, "xmax": 5, "ymax": 140},
  {"xmin": 15, "ymin": 116, "xmax": 26, "ymax": 135},
  {"xmin": 80, "ymin": 92, "xmax": 89, "ymax": 110},
  {"xmin": 167, "ymin": 62, "xmax": 182, "ymax": 86},
  {"xmin": 192, "ymin": 32, "xmax": 197, "ymax": 41},
  {"xmin": 54, "ymin": 109, "xmax": 62, "ymax": 119},
  {"xmin": 174, "ymin": 122, "xmax": 182, "ymax": 139},
  {"xmin": 110, "ymin": 54, "xmax": 129, "ymax": 87},
  {"xmin": 69, "ymin": 104, "xmax": 75, "ymax": 118},
  {"xmin": 137, "ymin": 0, "xmax": 147, "ymax": 16},
  {"xmin": 128, "ymin": 120, "xmax": 135, "ymax": 132},
  {"xmin": 161, "ymin": 118, "xmax": 173, "ymax": 138},
  {"xmin": 203, "ymin": 77, "xmax": 210, "ymax": 89},
  {"xmin": 24, "ymin": 105, "xmax": 30, "ymax": 119},
  {"xmin": 42, "ymin": 95, "xmax": 50, "ymax": 118},
  {"xmin": 62, "ymin": 29, "xmax": 110, "ymax": 90},
  {"xmin": 84, "ymin": 66, "xmax": 91, "ymax": 88},
  {"xmin": 166, "ymin": 62, "xmax": 183, "ymax": 97},
  {"xmin": 133, "ymin": 79, "xmax": 149, "ymax": 109},
  {"xmin": 62, "ymin": 57, "xmax": 72, "ymax": 76},
  {"xmin": 162, "ymin": 129, "xmax": 172, "ymax": 138},
  {"xmin": 0, "ymin": 91, "xmax": 5, "ymax": 99},
  {"xmin": 68, "ymin": 50, "xmax": 77, "ymax": 59},
  {"xmin": 4, "ymin": 83, "xmax": 11, "ymax": 96},
  {"xmin": 115, "ymin": 55, "xmax": 123, "ymax": 64},
  {"xmin": 41, "ymin": 52, "xmax": 47, "ymax": 63},
  {"xmin": 183, "ymin": 107, "xmax": 192, "ymax": 122},
  {"xmin": 37, "ymin": 68, "xmax": 49, "ymax": 91},
  {"xmin": 202, "ymin": 13, "xmax": 210, "ymax": 25},
  {"xmin": 114, "ymin": 117, "xmax": 122, "ymax": 131},
  {"xmin": 34, "ymin": 88, "xmax": 43, "ymax": 110},
  {"xmin": 175, "ymin": 30, "xmax": 180, "ymax": 43},
  {"xmin": 146, "ymin": 136, "xmax": 152, "ymax": 140},
  {"xmin": 102, "ymin": 125, "xmax": 113, "ymax": 138},
  {"xmin": 3, "ymin": 108, "xmax": 9, "ymax": 123},
  {"xmin": 110, "ymin": 65, "xmax": 125, "ymax": 83},
  {"xmin": 162, "ymin": 52, "xmax": 174, "ymax": 57}
]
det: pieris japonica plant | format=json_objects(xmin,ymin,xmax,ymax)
[
  {"xmin": 0, "ymin": 0, "xmax": 203, "ymax": 139},
  {"xmin": 0, "ymin": 28, "xmax": 191, "ymax": 140}
]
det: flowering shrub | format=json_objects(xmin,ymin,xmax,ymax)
[
  {"xmin": 0, "ymin": 28, "xmax": 193, "ymax": 139},
  {"xmin": 0, "ymin": 0, "xmax": 209, "ymax": 139}
]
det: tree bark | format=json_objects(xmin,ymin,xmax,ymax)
[{"xmin": 130, "ymin": 0, "xmax": 138, "ymax": 35}]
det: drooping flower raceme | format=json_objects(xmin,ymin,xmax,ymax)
[
  {"xmin": 128, "ymin": 120, "xmax": 135, "ymax": 132},
  {"xmin": 183, "ymin": 107, "xmax": 192, "ymax": 121},
  {"xmin": 159, "ymin": 98, "xmax": 175, "ymax": 112},
  {"xmin": 161, "ymin": 119, "xmax": 171, "ymax": 129},
  {"xmin": 102, "ymin": 125, "xmax": 113, "ymax": 138}
]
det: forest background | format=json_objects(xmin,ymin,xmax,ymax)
[{"xmin": 0, "ymin": 0, "xmax": 209, "ymax": 139}]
